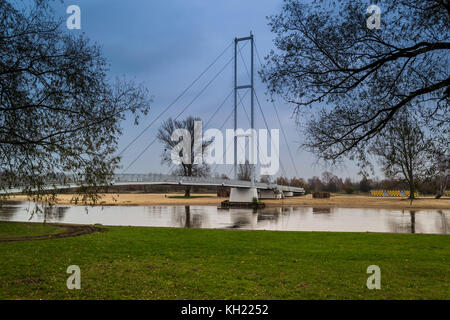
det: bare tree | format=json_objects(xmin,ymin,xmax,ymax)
[
  {"xmin": 370, "ymin": 113, "xmax": 439, "ymax": 199},
  {"xmin": 290, "ymin": 177, "xmax": 307, "ymax": 188},
  {"xmin": 307, "ymin": 176, "xmax": 323, "ymax": 192},
  {"xmin": 237, "ymin": 160, "xmax": 254, "ymax": 181},
  {"xmin": 435, "ymin": 154, "xmax": 449, "ymax": 198},
  {"xmin": 359, "ymin": 176, "xmax": 371, "ymax": 193},
  {"xmin": 343, "ymin": 178, "xmax": 356, "ymax": 194},
  {"xmin": 262, "ymin": 0, "xmax": 449, "ymax": 164},
  {"xmin": 0, "ymin": 0, "xmax": 151, "ymax": 205},
  {"xmin": 157, "ymin": 116, "xmax": 212, "ymax": 196},
  {"xmin": 276, "ymin": 176, "xmax": 289, "ymax": 186},
  {"xmin": 260, "ymin": 175, "xmax": 272, "ymax": 184},
  {"xmin": 321, "ymin": 171, "xmax": 343, "ymax": 193}
]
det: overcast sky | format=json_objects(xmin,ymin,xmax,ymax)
[{"xmin": 55, "ymin": 0, "xmax": 369, "ymax": 181}]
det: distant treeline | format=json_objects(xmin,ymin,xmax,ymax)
[
  {"xmin": 272, "ymin": 171, "xmax": 443, "ymax": 195},
  {"xmin": 52, "ymin": 171, "xmax": 442, "ymax": 195}
]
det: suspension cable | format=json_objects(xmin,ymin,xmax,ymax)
[
  {"xmin": 165, "ymin": 89, "xmax": 233, "ymax": 174},
  {"xmin": 124, "ymin": 41, "xmax": 249, "ymax": 174},
  {"xmin": 211, "ymin": 89, "xmax": 250, "ymax": 174},
  {"xmin": 237, "ymin": 90, "xmax": 251, "ymax": 126},
  {"xmin": 237, "ymin": 42, "xmax": 289, "ymax": 181},
  {"xmin": 204, "ymin": 89, "xmax": 234, "ymax": 129},
  {"xmin": 118, "ymin": 41, "xmax": 233, "ymax": 157},
  {"xmin": 254, "ymin": 40, "xmax": 300, "ymax": 178},
  {"xmin": 122, "ymin": 55, "xmax": 233, "ymax": 173}
]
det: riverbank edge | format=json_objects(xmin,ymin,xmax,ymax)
[
  {"xmin": 0, "ymin": 222, "xmax": 106, "ymax": 242},
  {"xmin": 9, "ymin": 193, "xmax": 450, "ymax": 210}
]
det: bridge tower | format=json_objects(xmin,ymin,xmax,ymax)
[
  {"xmin": 230, "ymin": 33, "xmax": 258, "ymax": 203},
  {"xmin": 233, "ymin": 32, "xmax": 255, "ymax": 182}
]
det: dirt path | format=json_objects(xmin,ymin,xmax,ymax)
[{"xmin": 0, "ymin": 223, "xmax": 106, "ymax": 242}]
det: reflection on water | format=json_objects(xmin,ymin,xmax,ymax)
[
  {"xmin": 312, "ymin": 207, "xmax": 332, "ymax": 214},
  {"xmin": 227, "ymin": 209, "xmax": 258, "ymax": 229},
  {"xmin": 0, "ymin": 202, "xmax": 449, "ymax": 234},
  {"xmin": 436, "ymin": 211, "xmax": 450, "ymax": 234},
  {"xmin": 171, "ymin": 206, "xmax": 206, "ymax": 229},
  {"xmin": 41, "ymin": 206, "xmax": 70, "ymax": 223},
  {"xmin": 388, "ymin": 210, "xmax": 418, "ymax": 234},
  {"xmin": 0, "ymin": 205, "xmax": 21, "ymax": 221}
]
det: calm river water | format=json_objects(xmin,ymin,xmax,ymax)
[{"xmin": 0, "ymin": 201, "xmax": 449, "ymax": 234}]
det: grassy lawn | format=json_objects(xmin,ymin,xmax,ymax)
[
  {"xmin": 0, "ymin": 222, "xmax": 449, "ymax": 299},
  {"xmin": 0, "ymin": 222, "xmax": 64, "ymax": 239}
]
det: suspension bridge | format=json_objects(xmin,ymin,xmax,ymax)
[{"xmin": 6, "ymin": 34, "xmax": 305, "ymax": 202}]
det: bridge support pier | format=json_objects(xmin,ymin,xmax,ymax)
[
  {"xmin": 259, "ymin": 189, "xmax": 278, "ymax": 199},
  {"xmin": 229, "ymin": 187, "xmax": 258, "ymax": 203}
]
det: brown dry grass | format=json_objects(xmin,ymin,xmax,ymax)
[{"xmin": 12, "ymin": 193, "xmax": 450, "ymax": 209}]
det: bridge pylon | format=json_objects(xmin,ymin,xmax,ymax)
[{"xmin": 234, "ymin": 33, "xmax": 255, "ymax": 183}]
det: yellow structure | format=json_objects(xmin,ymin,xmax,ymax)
[{"xmin": 370, "ymin": 190, "xmax": 419, "ymax": 197}]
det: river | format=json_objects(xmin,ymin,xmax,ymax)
[{"xmin": 0, "ymin": 201, "xmax": 449, "ymax": 234}]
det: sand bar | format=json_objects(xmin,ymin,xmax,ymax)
[{"xmin": 11, "ymin": 193, "xmax": 450, "ymax": 210}]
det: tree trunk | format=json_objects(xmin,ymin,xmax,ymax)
[
  {"xmin": 184, "ymin": 165, "xmax": 192, "ymax": 197},
  {"xmin": 409, "ymin": 183, "xmax": 415, "ymax": 200},
  {"xmin": 410, "ymin": 211, "xmax": 416, "ymax": 234},
  {"xmin": 435, "ymin": 175, "xmax": 447, "ymax": 199},
  {"xmin": 407, "ymin": 170, "xmax": 416, "ymax": 200},
  {"xmin": 184, "ymin": 206, "xmax": 191, "ymax": 228}
]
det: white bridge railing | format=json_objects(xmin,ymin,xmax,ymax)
[
  {"xmin": 1, "ymin": 173, "xmax": 305, "ymax": 194},
  {"xmin": 113, "ymin": 174, "xmax": 305, "ymax": 193}
]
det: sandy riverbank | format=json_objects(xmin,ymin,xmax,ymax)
[{"xmin": 12, "ymin": 193, "xmax": 450, "ymax": 209}]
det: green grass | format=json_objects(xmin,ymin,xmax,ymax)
[
  {"xmin": 0, "ymin": 222, "xmax": 64, "ymax": 239},
  {"xmin": 0, "ymin": 222, "xmax": 449, "ymax": 299}
]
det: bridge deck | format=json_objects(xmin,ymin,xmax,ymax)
[
  {"xmin": 1, "ymin": 173, "xmax": 305, "ymax": 194},
  {"xmin": 113, "ymin": 174, "xmax": 304, "ymax": 193}
]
